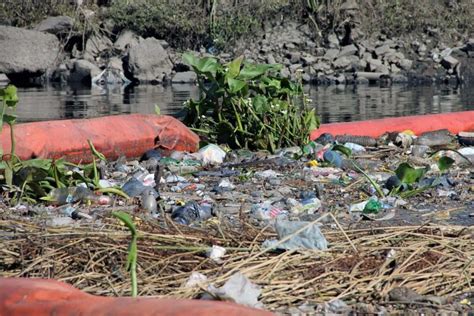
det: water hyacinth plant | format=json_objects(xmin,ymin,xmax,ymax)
[{"xmin": 183, "ymin": 53, "xmax": 319, "ymax": 152}]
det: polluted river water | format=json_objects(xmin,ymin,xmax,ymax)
[{"xmin": 16, "ymin": 83, "xmax": 474, "ymax": 123}]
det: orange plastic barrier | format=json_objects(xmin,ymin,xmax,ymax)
[
  {"xmin": 0, "ymin": 278, "xmax": 274, "ymax": 316},
  {"xmin": 311, "ymin": 111, "xmax": 474, "ymax": 140},
  {"xmin": 0, "ymin": 114, "xmax": 199, "ymax": 163}
]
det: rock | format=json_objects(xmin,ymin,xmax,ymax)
[
  {"xmin": 374, "ymin": 44, "xmax": 392, "ymax": 57},
  {"xmin": 280, "ymin": 67, "xmax": 291, "ymax": 78},
  {"xmin": 51, "ymin": 63, "xmax": 69, "ymax": 84},
  {"xmin": 288, "ymin": 52, "xmax": 301, "ymax": 64},
  {"xmin": 84, "ymin": 34, "xmax": 113, "ymax": 61},
  {"xmin": 114, "ymin": 30, "xmax": 140, "ymax": 52},
  {"xmin": 375, "ymin": 64, "xmax": 390, "ymax": 74},
  {"xmin": 440, "ymin": 55, "xmax": 459, "ymax": 70},
  {"xmin": 34, "ymin": 16, "xmax": 74, "ymax": 35},
  {"xmin": 301, "ymin": 55, "xmax": 317, "ymax": 66},
  {"xmin": 69, "ymin": 59, "xmax": 101, "ymax": 83},
  {"xmin": 301, "ymin": 73, "xmax": 311, "ymax": 83},
  {"xmin": 126, "ymin": 37, "xmax": 173, "ymax": 83},
  {"xmin": 289, "ymin": 64, "xmax": 302, "ymax": 73},
  {"xmin": 338, "ymin": 44, "xmax": 358, "ymax": 58},
  {"xmin": 108, "ymin": 57, "xmax": 123, "ymax": 71},
  {"xmin": 340, "ymin": 0, "xmax": 359, "ymax": 11},
  {"xmin": 333, "ymin": 57, "xmax": 351, "ymax": 69},
  {"xmin": 324, "ymin": 48, "xmax": 340, "ymax": 61},
  {"xmin": 171, "ymin": 71, "xmax": 197, "ymax": 83},
  {"xmin": 0, "ymin": 26, "xmax": 60, "ymax": 76},
  {"xmin": 332, "ymin": 74, "xmax": 346, "ymax": 84},
  {"xmin": 327, "ymin": 33, "xmax": 339, "ymax": 48},
  {"xmin": 367, "ymin": 58, "xmax": 382, "ymax": 71},
  {"xmin": 398, "ymin": 59, "xmax": 413, "ymax": 70},
  {"xmin": 266, "ymin": 54, "xmax": 276, "ymax": 64},
  {"xmin": 313, "ymin": 61, "xmax": 331, "ymax": 72},
  {"xmin": 390, "ymin": 63, "xmax": 401, "ymax": 73},
  {"xmin": 0, "ymin": 73, "xmax": 10, "ymax": 85}
]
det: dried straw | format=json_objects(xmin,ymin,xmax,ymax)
[{"xmin": 0, "ymin": 216, "xmax": 472, "ymax": 312}]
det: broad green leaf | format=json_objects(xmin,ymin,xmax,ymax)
[
  {"xmin": 395, "ymin": 163, "xmax": 427, "ymax": 184},
  {"xmin": 239, "ymin": 64, "xmax": 275, "ymax": 80},
  {"xmin": 197, "ymin": 57, "xmax": 219, "ymax": 74},
  {"xmin": 3, "ymin": 114, "xmax": 16, "ymax": 125},
  {"xmin": 437, "ymin": 156, "xmax": 454, "ymax": 171},
  {"xmin": 332, "ymin": 144, "xmax": 352, "ymax": 157},
  {"xmin": 252, "ymin": 95, "xmax": 268, "ymax": 114},
  {"xmin": 182, "ymin": 52, "xmax": 198, "ymax": 67},
  {"xmin": 227, "ymin": 78, "xmax": 246, "ymax": 94},
  {"xmin": 3, "ymin": 85, "xmax": 18, "ymax": 102},
  {"xmin": 112, "ymin": 211, "xmax": 137, "ymax": 236},
  {"xmin": 6, "ymin": 100, "xmax": 18, "ymax": 108},
  {"xmin": 226, "ymin": 55, "xmax": 243, "ymax": 79}
]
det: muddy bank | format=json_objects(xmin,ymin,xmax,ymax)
[{"xmin": 0, "ymin": 1, "xmax": 473, "ymax": 87}]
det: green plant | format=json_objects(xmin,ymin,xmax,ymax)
[
  {"xmin": 0, "ymin": 84, "xmax": 19, "ymax": 186},
  {"xmin": 183, "ymin": 53, "xmax": 319, "ymax": 152},
  {"xmin": 112, "ymin": 211, "xmax": 138, "ymax": 297}
]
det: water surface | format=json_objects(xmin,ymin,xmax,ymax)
[{"xmin": 16, "ymin": 83, "xmax": 474, "ymax": 123}]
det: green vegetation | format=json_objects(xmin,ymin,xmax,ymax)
[
  {"xmin": 1, "ymin": 1, "xmax": 472, "ymax": 51},
  {"xmin": 112, "ymin": 211, "xmax": 138, "ymax": 297},
  {"xmin": 0, "ymin": 0, "xmax": 75, "ymax": 27},
  {"xmin": 107, "ymin": 0, "xmax": 285, "ymax": 50},
  {"xmin": 183, "ymin": 53, "xmax": 319, "ymax": 152}
]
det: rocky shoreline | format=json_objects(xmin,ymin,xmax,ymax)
[{"xmin": 0, "ymin": 11, "xmax": 473, "ymax": 87}]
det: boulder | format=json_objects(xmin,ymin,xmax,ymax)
[
  {"xmin": 333, "ymin": 57, "xmax": 351, "ymax": 69},
  {"xmin": 324, "ymin": 48, "xmax": 340, "ymax": 61},
  {"xmin": 0, "ymin": 25, "xmax": 60, "ymax": 76},
  {"xmin": 374, "ymin": 44, "xmax": 392, "ymax": 57},
  {"xmin": 114, "ymin": 30, "xmax": 140, "ymax": 52},
  {"xmin": 440, "ymin": 55, "xmax": 459, "ymax": 70},
  {"xmin": 171, "ymin": 71, "xmax": 197, "ymax": 83},
  {"xmin": 301, "ymin": 55, "xmax": 317, "ymax": 66},
  {"xmin": 84, "ymin": 34, "xmax": 113, "ymax": 61},
  {"xmin": 0, "ymin": 73, "xmax": 10, "ymax": 85},
  {"xmin": 266, "ymin": 54, "xmax": 276, "ymax": 64},
  {"xmin": 338, "ymin": 44, "xmax": 358, "ymax": 58},
  {"xmin": 398, "ymin": 59, "xmax": 413, "ymax": 70},
  {"xmin": 69, "ymin": 59, "xmax": 101, "ymax": 83},
  {"xmin": 313, "ymin": 61, "xmax": 331, "ymax": 72},
  {"xmin": 35, "ymin": 16, "xmax": 74, "ymax": 35},
  {"xmin": 126, "ymin": 37, "xmax": 173, "ymax": 83},
  {"xmin": 327, "ymin": 34, "xmax": 339, "ymax": 48}
]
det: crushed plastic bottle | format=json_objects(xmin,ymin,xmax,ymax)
[
  {"xmin": 344, "ymin": 142, "xmax": 366, "ymax": 153},
  {"xmin": 171, "ymin": 200, "xmax": 213, "ymax": 225},
  {"xmin": 323, "ymin": 150, "xmax": 342, "ymax": 168}
]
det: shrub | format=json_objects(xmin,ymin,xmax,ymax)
[{"xmin": 182, "ymin": 53, "xmax": 319, "ymax": 152}]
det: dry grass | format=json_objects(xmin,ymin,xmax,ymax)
[{"xmin": 0, "ymin": 215, "xmax": 472, "ymax": 312}]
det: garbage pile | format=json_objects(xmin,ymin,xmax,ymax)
[{"xmin": 1, "ymin": 129, "xmax": 473, "ymax": 314}]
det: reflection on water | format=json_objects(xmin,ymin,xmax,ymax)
[
  {"xmin": 16, "ymin": 83, "xmax": 474, "ymax": 123},
  {"xmin": 310, "ymin": 84, "xmax": 474, "ymax": 123}
]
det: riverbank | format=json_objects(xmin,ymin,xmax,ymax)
[{"xmin": 0, "ymin": 0, "xmax": 473, "ymax": 86}]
